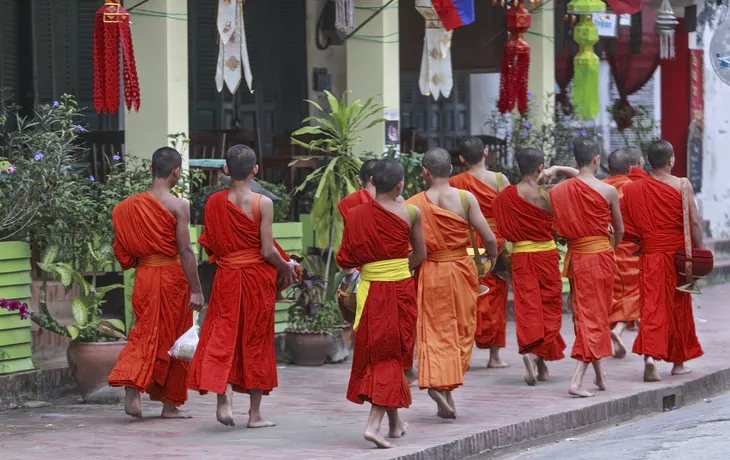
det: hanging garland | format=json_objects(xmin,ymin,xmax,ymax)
[
  {"xmin": 93, "ymin": 0, "xmax": 140, "ymax": 114},
  {"xmin": 496, "ymin": 0, "xmax": 532, "ymax": 115}
]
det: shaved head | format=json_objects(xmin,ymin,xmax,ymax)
[
  {"xmin": 626, "ymin": 146, "xmax": 643, "ymax": 167},
  {"xmin": 226, "ymin": 144, "xmax": 257, "ymax": 180},
  {"xmin": 359, "ymin": 159, "xmax": 378, "ymax": 185},
  {"xmin": 647, "ymin": 140, "xmax": 674, "ymax": 169},
  {"xmin": 515, "ymin": 147, "xmax": 545, "ymax": 176},
  {"xmin": 608, "ymin": 149, "xmax": 631, "ymax": 175},
  {"xmin": 458, "ymin": 136, "xmax": 486, "ymax": 165},
  {"xmin": 422, "ymin": 147, "xmax": 453, "ymax": 178},
  {"xmin": 573, "ymin": 137, "xmax": 600, "ymax": 167},
  {"xmin": 372, "ymin": 158, "xmax": 404, "ymax": 194},
  {"xmin": 151, "ymin": 147, "xmax": 182, "ymax": 179}
]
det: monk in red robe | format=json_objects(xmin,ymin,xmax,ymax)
[
  {"xmin": 627, "ymin": 145, "xmax": 650, "ymax": 181},
  {"xmin": 493, "ymin": 148, "xmax": 574, "ymax": 386},
  {"xmin": 551, "ymin": 138, "xmax": 624, "ymax": 397},
  {"xmin": 450, "ymin": 136, "xmax": 510, "ymax": 368},
  {"xmin": 408, "ymin": 148, "xmax": 497, "ymax": 419},
  {"xmin": 601, "ymin": 150, "xmax": 641, "ymax": 358},
  {"xmin": 623, "ymin": 140, "xmax": 704, "ymax": 381},
  {"xmin": 109, "ymin": 147, "xmax": 204, "ymax": 419},
  {"xmin": 188, "ymin": 145, "xmax": 297, "ymax": 427},
  {"xmin": 337, "ymin": 159, "xmax": 427, "ymax": 449}
]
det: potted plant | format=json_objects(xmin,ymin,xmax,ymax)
[
  {"xmin": 285, "ymin": 266, "xmax": 344, "ymax": 366},
  {"xmin": 32, "ymin": 245, "xmax": 125, "ymax": 401}
]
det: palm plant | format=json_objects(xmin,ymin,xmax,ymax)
[{"xmin": 291, "ymin": 91, "xmax": 386, "ymax": 291}]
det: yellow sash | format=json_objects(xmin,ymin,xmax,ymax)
[
  {"xmin": 561, "ymin": 236, "xmax": 612, "ymax": 277},
  {"xmin": 354, "ymin": 258, "xmax": 412, "ymax": 331},
  {"xmin": 512, "ymin": 240, "xmax": 558, "ymax": 253}
]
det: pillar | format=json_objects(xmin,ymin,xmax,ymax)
[
  {"xmin": 469, "ymin": 74, "xmax": 501, "ymax": 135},
  {"xmin": 346, "ymin": 0, "xmax": 400, "ymax": 156},
  {"xmin": 525, "ymin": 5, "xmax": 555, "ymax": 126},
  {"xmin": 125, "ymin": 0, "xmax": 189, "ymax": 166}
]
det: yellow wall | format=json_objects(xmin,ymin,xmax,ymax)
[{"xmin": 525, "ymin": 6, "xmax": 555, "ymax": 130}]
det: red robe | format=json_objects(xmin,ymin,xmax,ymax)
[
  {"xmin": 336, "ymin": 201, "xmax": 417, "ymax": 409},
  {"xmin": 188, "ymin": 192, "xmax": 280, "ymax": 395},
  {"xmin": 602, "ymin": 175, "xmax": 640, "ymax": 324},
  {"xmin": 629, "ymin": 167, "xmax": 650, "ymax": 182},
  {"xmin": 551, "ymin": 179, "xmax": 615, "ymax": 363},
  {"xmin": 492, "ymin": 186, "xmax": 565, "ymax": 361},
  {"xmin": 108, "ymin": 192, "xmax": 192, "ymax": 407},
  {"xmin": 450, "ymin": 173, "xmax": 508, "ymax": 350},
  {"xmin": 622, "ymin": 177, "xmax": 703, "ymax": 363},
  {"xmin": 338, "ymin": 189, "xmax": 374, "ymax": 225}
]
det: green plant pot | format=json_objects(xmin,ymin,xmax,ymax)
[
  {"xmin": 0, "ymin": 241, "xmax": 34, "ymax": 375},
  {"xmin": 273, "ymin": 222, "xmax": 304, "ymax": 256}
]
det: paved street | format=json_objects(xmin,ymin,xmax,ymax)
[
  {"xmin": 503, "ymin": 391, "xmax": 730, "ymax": 460},
  {"xmin": 0, "ymin": 284, "xmax": 729, "ymax": 460}
]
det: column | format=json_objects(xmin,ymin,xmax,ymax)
[
  {"xmin": 125, "ymin": 0, "xmax": 189, "ymax": 166},
  {"xmin": 525, "ymin": 5, "xmax": 555, "ymax": 126},
  {"xmin": 346, "ymin": 0, "xmax": 399, "ymax": 156}
]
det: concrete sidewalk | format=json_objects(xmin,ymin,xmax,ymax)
[{"xmin": 1, "ymin": 284, "xmax": 729, "ymax": 460}]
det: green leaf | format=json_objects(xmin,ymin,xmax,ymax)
[
  {"xmin": 303, "ymin": 99, "xmax": 325, "ymax": 113},
  {"xmin": 41, "ymin": 246, "xmax": 59, "ymax": 265},
  {"xmin": 95, "ymin": 283, "xmax": 124, "ymax": 299},
  {"xmin": 36, "ymin": 262, "xmax": 55, "ymax": 273},
  {"xmin": 71, "ymin": 297, "xmax": 89, "ymax": 327},
  {"xmin": 103, "ymin": 318, "xmax": 126, "ymax": 333},
  {"xmin": 53, "ymin": 263, "xmax": 74, "ymax": 287},
  {"xmin": 291, "ymin": 125, "xmax": 323, "ymax": 137},
  {"xmin": 67, "ymin": 325, "xmax": 80, "ymax": 340},
  {"xmin": 72, "ymin": 272, "xmax": 91, "ymax": 298}
]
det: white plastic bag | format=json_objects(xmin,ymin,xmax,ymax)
[{"xmin": 169, "ymin": 313, "xmax": 199, "ymax": 362}]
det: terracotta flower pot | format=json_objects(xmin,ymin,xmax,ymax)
[
  {"xmin": 285, "ymin": 331, "xmax": 330, "ymax": 366},
  {"xmin": 67, "ymin": 340, "xmax": 126, "ymax": 403}
]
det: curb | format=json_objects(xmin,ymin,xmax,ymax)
[
  {"xmin": 390, "ymin": 367, "xmax": 730, "ymax": 460},
  {"xmin": 0, "ymin": 366, "xmax": 75, "ymax": 411}
]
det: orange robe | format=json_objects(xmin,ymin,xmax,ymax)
[
  {"xmin": 188, "ymin": 192, "xmax": 280, "ymax": 395},
  {"xmin": 551, "ymin": 179, "xmax": 615, "ymax": 362},
  {"xmin": 336, "ymin": 201, "xmax": 417, "ymax": 409},
  {"xmin": 623, "ymin": 178, "xmax": 703, "ymax": 363},
  {"xmin": 108, "ymin": 192, "xmax": 192, "ymax": 407},
  {"xmin": 629, "ymin": 167, "xmax": 650, "ymax": 182},
  {"xmin": 492, "ymin": 186, "xmax": 565, "ymax": 360},
  {"xmin": 450, "ymin": 173, "xmax": 508, "ymax": 349},
  {"xmin": 602, "ymin": 175, "xmax": 640, "ymax": 324},
  {"xmin": 338, "ymin": 189, "xmax": 374, "ymax": 225},
  {"xmin": 406, "ymin": 192, "xmax": 478, "ymax": 390}
]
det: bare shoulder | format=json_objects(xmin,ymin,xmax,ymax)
[
  {"xmin": 165, "ymin": 195, "xmax": 188, "ymax": 218},
  {"xmin": 259, "ymin": 194, "xmax": 274, "ymax": 208}
]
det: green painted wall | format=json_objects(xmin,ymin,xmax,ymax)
[{"xmin": 0, "ymin": 241, "xmax": 34, "ymax": 374}]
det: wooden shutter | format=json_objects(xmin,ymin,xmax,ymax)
[
  {"xmin": 275, "ymin": 0, "xmax": 307, "ymax": 134},
  {"xmin": 189, "ymin": 0, "xmax": 221, "ymax": 131},
  {"xmin": 0, "ymin": 0, "xmax": 20, "ymax": 109}
]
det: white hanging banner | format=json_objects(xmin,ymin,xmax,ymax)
[
  {"xmin": 215, "ymin": 0, "xmax": 253, "ymax": 94},
  {"xmin": 415, "ymin": 0, "xmax": 454, "ymax": 100}
]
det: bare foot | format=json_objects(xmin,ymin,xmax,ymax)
[
  {"xmin": 536, "ymin": 359, "xmax": 550, "ymax": 382},
  {"xmin": 216, "ymin": 387, "xmax": 235, "ymax": 427},
  {"xmin": 161, "ymin": 404, "xmax": 192, "ymax": 419},
  {"xmin": 124, "ymin": 387, "xmax": 142, "ymax": 418},
  {"xmin": 428, "ymin": 389, "xmax": 455, "ymax": 419},
  {"xmin": 523, "ymin": 355, "xmax": 537, "ymax": 386},
  {"xmin": 568, "ymin": 385, "xmax": 595, "ymax": 398},
  {"xmin": 364, "ymin": 430, "xmax": 395, "ymax": 448},
  {"xmin": 404, "ymin": 368, "xmax": 418, "ymax": 386},
  {"xmin": 487, "ymin": 358, "xmax": 510, "ymax": 368},
  {"xmin": 644, "ymin": 357, "xmax": 661, "ymax": 382},
  {"xmin": 671, "ymin": 363, "xmax": 692, "ymax": 376},
  {"xmin": 247, "ymin": 419, "xmax": 276, "ymax": 428},
  {"xmin": 594, "ymin": 372, "xmax": 607, "ymax": 391},
  {"xmin": 388, "ymin": 421, "xmax": 408, "ymax": 439},
  {"xmin": 611, "ymin": 330, "xmax": 627, "ymax": 359},
  {"xmin": 445, "ymin": 390, "xmax": 457, "ymax": 418}
]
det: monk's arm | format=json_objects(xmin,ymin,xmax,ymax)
[
  {"xmin": 538, "ymin": 166, "xmax": 579, "ymax": 184},
  {"xmin": 688, "ymin": 182, "xmax": 704, "ymax": 249},
  {"xmin": 408, "ymin": 208, "xmax": 427, "ymax": 271},
  {"xmin": 608, "ymin": 188, "xmax": 624, "ymax": 249},
  {"xmin": 174, "ymin": 201, "xmax": 204, "ymax": 309},
  {"xmin": 467, "ymin": 193, "xmax": 498, "ymax": 269},
  {"xmin": 260, "ymin": 197, "xmax": 298, "ymax": 285}
]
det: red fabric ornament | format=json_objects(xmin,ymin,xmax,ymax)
[
  {"xmin": 93, "ymin": 1, "xmax": 140, "ymax": 114},
  {"xmin": 606, "ymin": 0, "xmax": 641, "ymax": 15},
  {"xmin": 497, "ymin": 2, "xmax": 531, "ymax": 115}
]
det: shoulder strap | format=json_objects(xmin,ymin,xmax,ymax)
[
  {"xmin": 459, "ymin": 190, "xmax": 485, "ymax": 277},
  {"xmin": 539, "ymin": 186, "xmax": 554, "ymax": 214},
  {"xmin": 496, "ymin": 173, "xmax": 505, "ymax": 192},
  {"xmin": 681, "ymin": 178, "xmax": 693, "ymax": 283},
  {"xmin": 252, "ymin": 193, "xmax": 262, "ymax": 222},
  {"xmin": 406, "ymin": 204, "xmax": 417, "ymax": 226}
]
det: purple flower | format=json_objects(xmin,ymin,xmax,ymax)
[
  {"xmin": 0, "ymin": 299, "xmax": 7, "ymax": 309},
  {"xmin": 579, "ymin": 130, "xmax": 587, "ymax": 136},
  {"xmin": 524, "ymin": 122, "xmax": 531, "ymax": 129},
  {"xmin": 588, "ymin": 121, "xmax": 595, "ymax": 127},
  {"xmin": 112, "ymin": 155, "xmax": 121, "ymax": 161},
  {"xmin": 34, "ymin": 152, "xmax": 44, "ymax": 161},
  {"xmin": 7, "ymin": 164, "xmax": 16, "ymax": 174},
  {"xmin": 527, "ymin": 92, "xmax": 532, "ymax": 98},
  {"xmin": 89, "ymin": 175, "xmax": 95, "ymax": 181},
  {"xmin": 1, "ymin": 298, "xmax": 32, "ymax": 320},
  {"xmin": 598, "ymin": 127, "xmax": 604, "ymax": 133},
  {"xmin": 75, "ymin": 125, "xmax": 86, "ymax": 133},
  {"xmin": 522, "ymin": 130, "xmax": 529, "ymax": 136},
  {"xmin": 53, "ymin": 101, "xmax": 60, "ymax": 108}
]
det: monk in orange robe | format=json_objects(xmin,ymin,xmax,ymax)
[
  {"xmin": 450, "ymin": 136, "xmax": 510, "ymax": 368},
  {"xmin": 492, "ymin": 148, "xmax": 574, "ymax": 386},
  {"xmin": 337, "ymin": 159, "xmax": 427, "ymax": 449},
  {"xmin": 623, "ymin": 140, "xmax": 704, "ymax": 382},
  {"xmin": 188, "ymin": 145, "xmax": 297, "ymax": 427},
  {"xmin": 108, "ymin": 147, "xmax": 204, "ymax": 419},
  {"xmin": 601, "ymin": 150, "xmax": 641, "ymax": 358},
  {"xmin": 551, "ymin": 138, "xmax": 624, "ymax": 397},
  {"xmin": 626, "ymin": 145, "xmax": 650, "ymax": 182},
  {"xmin": 408, "ymin": 148, "xmax": 497, "ymax": 419}
]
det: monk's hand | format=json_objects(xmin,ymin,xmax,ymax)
[
  {"xmin": 189, "ymin": 291, "xmax": 204, "ymax": 312},
  {"xmin": 487, "ymin": 252, "xmax": 498, "ymax": 274},
  {"xmin": 278, "ymin": 261, "xmax": 298, "ymax": 289}
]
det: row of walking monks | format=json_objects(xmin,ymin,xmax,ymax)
[{"xmin": 103, "ymin": 138, "xmax": 704, "ymax": 450}]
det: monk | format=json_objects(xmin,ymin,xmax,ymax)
[
  {"xmin": 338, "ymin": 159, "xmax": 406, "ymax": 224},
  {"xmin": 188, "ymin": 145, "xmax": 297, "ymax": 427},
  {"xmin": 601, "ymin": 150, "xmax": 641, "ymax": 359},
  {"xmin": 622, "ymin": 140, "xmax": 704, "ymax": 381},
  {"xmin": 492, "ymin": 148, "xmax": 574, "ymax": 386},
  {"xmin": 407, "ymin": 147, "xmax": 497, "ymax": 419},
  {"xmin": 108, "ymin": 147, "xmax": 204, "ymax": 419},
  {"xmin": 550, "ymin": 138, "xmax": 624, "ymax": 397},
  {"xmin": 336, "ymin": 158, "xmax": 427, "ymax": 449},
  {"xmin": 627, "ymin": 145, "xmax": 650, "ymax": 181},
  {"xmin": 450, "ymin": 136, "xmax": 510, "ymax": 368}
]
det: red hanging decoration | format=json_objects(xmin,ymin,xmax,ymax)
[
  {"xmin": 497, "ymin": 1, "xmax": 531, "ymax": 115},
  {"xmin": 93, "ymin": 1, "xmax": 140, "ymax": 114}
]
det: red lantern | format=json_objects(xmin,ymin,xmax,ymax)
[
  {"xmin": 497, "ymin": 1, "xmax": 531, "ymax": 115},
  {"xmin": 93, "ymin": 0, "xmax": 140, "ymax": 114}
]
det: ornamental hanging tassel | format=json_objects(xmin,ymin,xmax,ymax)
[
  {"xmin": 497, "ymin": 0, "xmax": 531, "ymax": 114},
  {"xmin": 655, "ymin": 0, "xmax": 678, "ymax": 60},
  {"xmin": 568, "ymin": 0, "xmax": 605, "ymax": 120},
  {"xmin": 416, "ymin": 0, "xmax": 454, "ymax": 100},
  {"xmin": 215, "ymin": 0, "xmax": 253, "ymax": 94},
  {"xmin": 335, "ymin": 0, "xmax": 355, "ymax": 34},
  {"xmin": 93, "ymin": 0, "xmax": 140, "ymax": 114}
]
